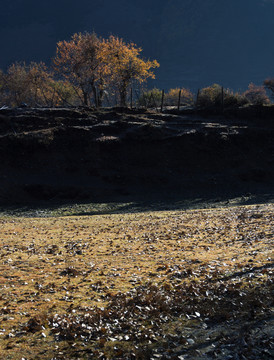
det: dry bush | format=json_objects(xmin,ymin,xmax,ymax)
[
  {"xmin": 165, "ymin": 88, "xmax": 194, "ymax": 106},
  {"xmin": 197, "ymin": 84, "xmax": 247, "ymax": 108},
  {"xmin": 138, "ymin": 88, "xmax": 162, "ymax": 107},
  {"xmin": 244, "ymin": 83, "xmax": 270, "ymax": 105}
]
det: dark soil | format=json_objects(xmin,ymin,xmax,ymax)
[{"xmin": 0, "ymin": 106, "xmax": 273, "ymax": 208}]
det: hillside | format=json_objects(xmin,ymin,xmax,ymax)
[
  {"xmin": 0, "ymin": 107, "xmax": 273, "ymax": 359},
  {"xmin": 0, "ymin": 107, "xmax": 273, "ymax": 208}
]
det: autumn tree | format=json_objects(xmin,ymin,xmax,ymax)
[
  {"xmin": 1, "ymin": 62, "xmax": 74, "ymax": 107},
  {"xmin": 3, "ymin": 62, "xmax": 30, "ymax": 106},
  {"xmin": 27, "ymin": 63, "xmax": 78, "ymax": 107},
  {"xmin": 1, "ymin": 32, "xmax": 160, "ymax": 108},
  {"xmin": 26, "ymin": 62, "xmax": 61, "ymax": 106},
  {"xmin": 53, "ymin": 32, "xmax": 101, "ymax": 106},
  {"xmin": 99, "ymin": 36, "xmax": 159, "ymax": 106}
]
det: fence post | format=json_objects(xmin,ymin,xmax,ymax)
[
  {"xmin": 196, "ymin": 89, "xmax": 200, "ymax": 109},
  {"xmin": 105, "ymin": 92, "xmax": 111, "ymax": 107},
  {"xmin": 94, "ymin": 87, "xmax": 98, "ymax": 108},
  {"xmin": 151, "ymin": 93, "xmax": 157, "ymax": 108},
  {"xmin": 160, "ymin": 89, "xmax": 165, "ymax": 113},
  {"xmin": 149, "ymin": 93, "xmax": 153, "ymax": 108},
  {"xmin": 130, "ymin": 87, "xmax": 133, "ymax": 109},
  {"xmin": 221, "ymin": 86, "xmax": 224, "ymax": 112},
  {"xmin": 135, "ymin": 90, "xmax": 140, "ymax": 108},
  {"xmin": 141, "ymin": 91, "xmax": 147, "ymax": 108},
  {"xmin": 177, "ymin": 89, "xmax": 182, "ymax": 110}
]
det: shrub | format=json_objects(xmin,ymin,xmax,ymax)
[
  {"xmin": 138, "ymin": 88, "xmax": 162, "ymax": 107},
  {"xmin": 224, "ymin": 89, "xmax": 248, "ymax": 107},
  {"xmin": 263, "ymin": 78, "xmax": 274, "ymax": 98},
  {"xmin": 197, "ymin": 84, "xmax": 247, "ymax": 108},
  {"xmin": 165, "ymin": 88, "xmax": 194, "ymax": 106},
  {"xmin": 244, "ymin": 83, "xmax": 270, "ymax": 105},
  {"xmin": 196, "ymin": 84, "xmax": 222, "ymax": 108},
  {"xmin": 138, "ymin": 87, "xmax": 194, "ymax": 108}
]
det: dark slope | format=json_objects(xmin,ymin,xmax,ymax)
[{"xmin": 0, "ymin": 107, "xmax": 273, "ymax": 206}]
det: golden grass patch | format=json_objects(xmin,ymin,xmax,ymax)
[{"xmin": 0, "ymin": 203, "xmax": 273, "ymax": 359}]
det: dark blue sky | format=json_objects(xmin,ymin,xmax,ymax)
[{"xmin": 1, "ymin": 0, "xmax": 274, "ymax": 91}]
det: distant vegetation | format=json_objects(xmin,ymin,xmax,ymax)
[
  {"xmin": 196, "ymin": 83, "xmax": 270, "ymax": 109},
  {"xmin": 0, "ymin": 31, "xmax": 273, "ymax": 109},
  {"xmin": 138, "ymin": 87, "xmax": 195, "ymax": 108},
  {"xmin": 139, "ymin": 83, "xmax": 271, "ymax": 109}
]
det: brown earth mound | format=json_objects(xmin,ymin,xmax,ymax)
[{"xmin": 0, "ymin": 107, "xmax": 273, "ymax": 206}]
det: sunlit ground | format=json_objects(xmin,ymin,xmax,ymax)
[{"xmin": 0, "ymin": 203, "xmax": 273, "ymax": 359}]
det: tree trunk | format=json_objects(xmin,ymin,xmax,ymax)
[
  {"xmin": 92, "ymin": 86, "xmax": 98, "ymax": 107},
  {"xmin": 97, "ymin": 88, "xmax": 104, "ymax": 108},
  {"xmin": 97, "ymin": 78, "xmax": 105, "ymax": 108},
  {"xmin": 119, "ymin": 86, "xmax": 127, "ymax": 107},
  {"xmin": 82, "ymin": 91, "xmax": 89, "ymax": 106}
]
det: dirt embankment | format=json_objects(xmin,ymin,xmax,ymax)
[{"xmin": 0, "ymin": 107, "xmax": 273, "ymax": 205}]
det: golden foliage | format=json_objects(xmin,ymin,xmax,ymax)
[
  {"xmin": 53, "ymin": 33, "xmax": 159, "ymax": 107},
  {"xmin": 53, "ymin": 32, "xmax": 101, "ymax": 106}
]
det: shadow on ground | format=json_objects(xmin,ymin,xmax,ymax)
[{"xmin": 0, "ymin": 107, "xmax": 273, "ymax": 216}]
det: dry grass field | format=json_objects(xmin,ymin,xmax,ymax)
[{"xmin": 0, "ymin": 203, "xmax": 273, "ymax": 359}]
